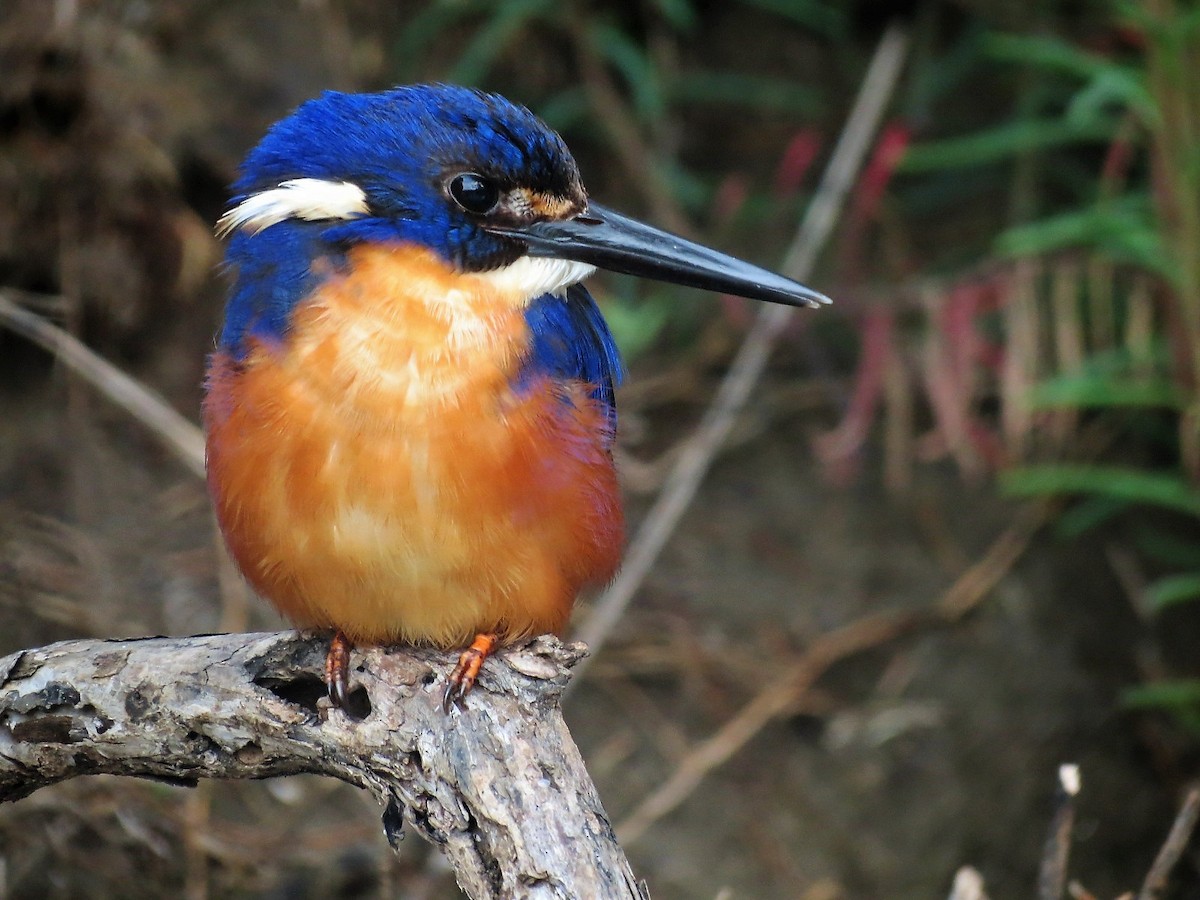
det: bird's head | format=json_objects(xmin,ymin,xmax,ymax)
[
  {"xmin": 217, "ymin": 83, "xmax": 827, "ymax": 346},
  {"xmin": 220, "ymin": 84, "xmax": 589, "ymax": 275}
]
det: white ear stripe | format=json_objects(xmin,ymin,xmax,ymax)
[{"xmin": 216, "ymin": 178, "xmax": 369, "ymax": 237}]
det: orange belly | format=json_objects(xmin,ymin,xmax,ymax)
[{"xmin": 203, "ymin": 245, "xmax": 623, "ymax": 647}]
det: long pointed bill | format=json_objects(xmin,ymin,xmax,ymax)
[{"xmin": 486, "ymin": 202, "xmax": 830, "ymax": 308}]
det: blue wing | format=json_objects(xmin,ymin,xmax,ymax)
[
  {"xmin": 218, "ymin": 221, "xmax": 344, "ymax": 357},
  {"xmin": 521, "ymin": 284, "xmax": 623, "ymax": 434}
]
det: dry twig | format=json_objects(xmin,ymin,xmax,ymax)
[
  {"xmin": 0, "ymin": 632, "xmax": 644, "ymax": 900},
  {"xmin": 0, "ymin": 291, "xmax": 206, "ymax": 479},
  {"xmin": 615, "ymin": 501, "xmax": 1050, "ymax": 844},
  {"xmin": 615, "ymin": 606, "xmax": 925, "ymax": 844},
  {"xmin": 1039, "ymin": 764, "xmax": 1081, "ymax": 900},
  {"xmin": 1137, "ymin": 786, "xmax": 1200, "ymax": 900}
]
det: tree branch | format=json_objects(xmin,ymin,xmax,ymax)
[{"xmin": 0, "ymin": 632, "xmax": 645, "ymax": 900}]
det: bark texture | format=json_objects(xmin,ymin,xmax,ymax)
[{"xmin": 0, "ymin": 632, "xmax": 645, "ymax": 900}]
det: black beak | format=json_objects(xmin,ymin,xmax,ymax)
[{"xmin": 486, "ymin": 202, "xmax": 830, "ymax": 308}]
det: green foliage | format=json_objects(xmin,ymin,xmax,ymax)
[
  {"xmin": 733, "ymin": 0, "xmax": 847, "ymax": 38},
  {"xmin": 1028, "ymin": 344, "xmax": 1184, "ymax": 411},
  {"xmin": 1002, "ymin": 466, "xmax": 1200, "ymax": 518},
  {"xmin": 598, "ymin": 292, "xmax": 675, "ymax": 361},
  {"xmin": 982, "ymin": 32, "xmax": 1157, "ymax": 121},
  {"xmin": 1145, "ymin": 573, "xmax": 1200, "ymax": 611},
  {"xmin": 1123, "ymin": 680, "xmax": 1200, "ymax": 736},
  {"xmin": 994, "ymin": 195, "xmax": 1173, "ymax": 276},
  {"xmin": 593, "ymin": 23, "xmax": 667, "ymax": 121},
  {"xmin": 669, "ymin": 71, "xmax": 822, "ymax": 115},
  {"xmin": 395, "ymin": 0, "xmax": 559, "ymax": 85},
  {"xmin": 1134, "ymin": 524, "xmax": 1200, "ymax": 569},
  {"xmin": 952, "ymin": 3, "xmax": 1200, "ymax": 728},
  {"xmin": 1123, "ymin": 679, "xmax": 1200, "ymax": 709},
  {"xmin": 900, "ymin": 118, "xmax": 1119, "ymax": 172},
  {"xmin": 646, "ymin": 0, "xmax": 697, "ymax": 31},
  {"xmin": 1030, "ymin": 375, "xmax": 1182, "ymax": 412},
  {"xmin": 446, "ymin": 0, "xmax": 557, "ymax": 86}
]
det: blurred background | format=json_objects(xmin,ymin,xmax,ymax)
[{"xmin": 2, "ymin": 0, "xmax": 1199, "ymax": 897}]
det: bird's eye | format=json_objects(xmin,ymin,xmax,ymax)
[{"xmin": 448, "ymin": 173, "xmax": 500, "ymax": 215}]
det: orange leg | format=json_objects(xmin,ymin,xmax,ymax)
[
  {"xmin": 443, "ymin": 632, "xmax": 499, "ymax": 712},
  {"xmin": 324, "ymin": 630, "xmax": 353, "ymax": 710}
]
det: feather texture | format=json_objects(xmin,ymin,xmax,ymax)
[{"xmin": 204, "ymin": 244, "xmax": 623, "ymax": 647}]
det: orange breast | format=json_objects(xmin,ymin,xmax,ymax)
[{"xmin": 204, "ymin": 244, "xmax": 623, "ymax": 647}]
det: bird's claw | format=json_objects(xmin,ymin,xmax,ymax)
[
  {"xmin": 325, "ymin": 630, "xmax": 353, "ymax": 710},
  {"xmin": 441, "ymin": 674, "xmax": 469, "ymax": 713},
  {"xmin": 442, "ymin": 633, "xmax": 497, "ymax": 713}
]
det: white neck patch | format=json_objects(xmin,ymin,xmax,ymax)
[
  {"xmin": 471, "ymin": 256, "xmax": 596, "ymax": 301},
  {"xmin": 216, "ymin": 178, "xmax": 369, "ymax": 237}
]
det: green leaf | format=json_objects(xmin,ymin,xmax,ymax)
[
  {"xmin": 733, "ymin": 0, "xmax": 848, "ymax": 39},
  {"xmin": 536, "ymin": 88, "xmax": 590, "ymax": 130},
  {"xmin": 658, "ymin": 159, "xmax": 711, "ymax": 213},
  {"xmin": 1123, "ymin": 679, "xmax": 1200, "ymax": 735},
  {"xmin": 1118, "ymin": 1, "xmax": 1200, "ymax": 46},
  {"xmin": 900, "ymin": 118, "xmax": 1120, "ymax": 172},
  {"xmin": 648, "ymin": 0, "xmax": 696, "ymax": 30},
  {"xmin": 1067, "ymin": 68, "xmax": 1159, "ymax": 127},
  {"xmin": 1133, "ymin": 524, "xmax": 1200, "ymax": 568},
  {"xmin": 597, "ymin": 295, "xmax": 672, "ymax": 360},
  {"xmin": 983, "ymin": 33, "xmax": 1157, "ymax": 120},
  {"xmin": 594, "ymin": 24, "xmax": 664, "ymax": 121},
  {"xmin": 392, "ymin": 1, "xmax": 485, "ymax": 78},
  {"xmin": 1054, "ymin": 495, "xmax": 1130, "ymax": 538},
  {"xmin": 668, "ymin": 71, "xmax": 821, "ymax": 116},
  {"xmin": 994, "ymin": 196, "xmax": 1173, "ymax": 276},
  {"xmin": 1146, "ymin": 573, "xmax": 1200, "ymax": 611},
  {"xmin": 907, "ymin": 23, "xmax": 990, "ymax": 112},
  {"xmin": 983, "ymin": 32, "xmax": 1115, "ymax": 81},
  {"xmin": 1030, "ymin": 375, "xmax": 1185, "ymax": 410},
  {"xmin": 1023, "ymin": 347, "xmax": 1186, "ymax": 465},
  {"xmin": 1123, "ymin": 679, "xmax": 1200, "ymax": 709},
  {"xmin": 447, "ymin": 0, "xmax": 555, "ymax": 85},
  {"xmin": 1000, "ymin": 466, "xmax": 1200, "ymax": 518}
]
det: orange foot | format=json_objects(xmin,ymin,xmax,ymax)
[
  {"xmin": 324, "ymin": 630, "xmax": 353, "ymax": 709},
  {"xmin": 443, "ymin": 632, "xmax": 498, "ymax": 712}
]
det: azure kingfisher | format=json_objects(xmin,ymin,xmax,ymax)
[{"xmin": 204, "ymin": 83, "xmax": 828, "ymax": 712}]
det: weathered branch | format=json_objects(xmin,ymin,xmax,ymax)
[{"xmin": 0, "ymin": 632, "xmax": 645, "ymax": 900}]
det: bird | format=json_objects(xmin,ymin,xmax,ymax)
[{"xmin": 204, "ymin": 83, "xmax": 829, "ymax": 712}]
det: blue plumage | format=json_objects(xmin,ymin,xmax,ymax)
[
  {"xmin": 219, "ymin": 222, "xmax": 341, "ymax": 357},
  {"xmin": 521, "ymin": 285, "xmax": 623, "ymax": 432},
  {"xmin": 229, "ymin": 85, "xmax": 580, "ymax": 272},
  {"xmin": 219, "ymin": 84, "xmax": 604, "ymax": 380}
]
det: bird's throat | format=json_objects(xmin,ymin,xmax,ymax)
[
  {"xmin": 266, "ymin": 244, "xmax": 534, "ymax": 416},
  {"xmin": 470, "ymin": 255, "xmax": 596, "ymax": 302}
]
